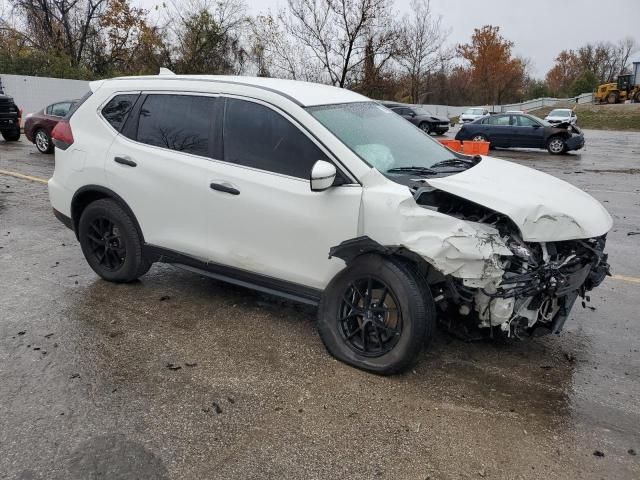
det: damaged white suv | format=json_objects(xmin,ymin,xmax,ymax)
[{"xmin": 49, "ymin": 74, "xmax": 612, "ymax": 375}]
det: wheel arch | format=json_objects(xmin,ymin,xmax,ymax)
[
  {"xmin": 71, "ymin": 185, "xmax": 145, "ymax": 243},
  {"xmin": 329, "ymin": 236, "xmax": 440, "ymax": 283}
]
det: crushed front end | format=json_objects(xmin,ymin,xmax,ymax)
[{"xmin": 414, "ymin": 187, "xmax": 610, "ymax": 338}]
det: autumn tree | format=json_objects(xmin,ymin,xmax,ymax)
[{"xmin": 457, "ymin": 25, "xmax": 525, "ymax": 105}]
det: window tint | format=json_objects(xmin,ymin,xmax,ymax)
[
  {"xmin": 223, "ymin": 98, "xmax": 328, "ymax": 178},
  {"xmin": 102, "ymin": 94, "xmax": 138, "ymax": 131},
  {"xmin": 137, "ymin": 94, "xmax": 215, "ymax": 157},
  {"xmin": 517, "ymin": 115, "xmax": 540, "ymax": 127},
  {"xmin": 488, "ymin": 115, "xmax": 510, "ymax": 126}
]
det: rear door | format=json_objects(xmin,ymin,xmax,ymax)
[
  {"xmin": 105, "ymin": 92, "xmax": 221, "ymax": 259},
  {"xmin": 486, "ymin": 114, "xmax": 512, "ymax": 147}
]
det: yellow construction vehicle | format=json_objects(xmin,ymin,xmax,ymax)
[{"xmin": 594, "ymin": 72, "xmax": 640, "ymax": 104}]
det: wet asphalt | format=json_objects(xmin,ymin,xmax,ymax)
[{"xmin": 0, "ymin": 129, "xmax": 639, "ymax": 479}]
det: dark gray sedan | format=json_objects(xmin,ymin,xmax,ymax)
[
  {"xmin": 384, "ymin": 103, "xmax": 450, "ymax": 135},
  {"xmin": 455, "ymin": 113, "xmax": 585, "ymax": 154}
]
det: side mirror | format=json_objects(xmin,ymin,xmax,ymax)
[{"xmin": 310, "ymin": 160, "xmax": 337, "ymax": 192}]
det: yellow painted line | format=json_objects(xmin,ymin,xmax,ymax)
[
  {"xmin": 611, "ymin": 275, "xmax": 640, "ymax": 285},
  {"xmin": 0, "ymin": 169, "xmax": 48, "ymax": 184}
]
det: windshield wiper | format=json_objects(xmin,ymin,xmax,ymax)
[
  {"xmin": 430, "ymin": 157, "xmax": 480, "ymax": 169},
  {"xmin": 386, "ymin": 166, "xmax": 438, "ymax": 175}
]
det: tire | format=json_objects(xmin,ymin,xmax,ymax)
[
  {"xmin": 607, "ymin": 92, "xmax": 618, "ymax": 104},
  {"xmin": 418, "ymin": 122, "xmax": 432, "ymax": 135},
  {"xmin": 317, "ymin": 254, "xmax": 435, "ymax": 375},
  {"xmin": 34, "ymin": 128, "xmax": 53, "ymax": 154},
  {"xmin": 472, "ymin": 134, "xmax": 488, "ymax": 142},
  {"xmin": 634, "ymin": 91, "xmax": 640, "ymax": 103},
  {"xmin": 1, "ymin": 129, "xmax": 20, "ymax": 142},
  {"xmin": 78, "ymin": 199, "xmax": 151, "ymax": 283},
  {"xmin": 547, "ymin": 136, "xmax": 567, "ymax": 155}
]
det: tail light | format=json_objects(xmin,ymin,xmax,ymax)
[{"xmin": 51, "ymin": 121, "xmax": 74, "ymax": 150}]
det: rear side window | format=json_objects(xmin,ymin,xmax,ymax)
[
  {"xmin": 102, "ymin": 94, "xmax": 139, "ymax": 132},
  {"xmin": 223, "ymin": 98, "xmax": 328, "ymax": 178},
  {"xmin": 136, "ymin": 94, "xmax": 215, "ymax": 157}
]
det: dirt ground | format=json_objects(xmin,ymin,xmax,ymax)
[{"xmin": 1, "ymin": 130, "xmax": 639, "ymax": 479}]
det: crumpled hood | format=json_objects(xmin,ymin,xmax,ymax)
[{"xmin": 427, "ymin": 156, "xmax": 613, "ymax": 242}]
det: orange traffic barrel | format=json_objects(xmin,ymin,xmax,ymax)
[
  {"xmin": 462, "ymin": 140, "xmax": 490, "ymax": 155},
  {"xmin": 438, "ymin": 139, "xmax": 462, "ymax": 152}
]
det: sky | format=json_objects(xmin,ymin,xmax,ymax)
[{"xmin": 139, "ymin": 0, "xmax": 638, "ymax": 78}]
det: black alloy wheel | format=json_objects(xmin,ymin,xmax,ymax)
[
  {"xmin": 86, "ymin": 217, "xmax": 126, "ymax": 271},
  {"xmin": 339, "ymin": 276, "xmax": 403, "ymax": 357}
]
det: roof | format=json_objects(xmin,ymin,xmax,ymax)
[{"xmin": 102, "ymin": 75, "xmax": 369, "ymax": 107}]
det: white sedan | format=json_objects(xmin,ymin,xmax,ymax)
[{"xmin": 545, "ymin": 108, "xmax": 577, "ymax": 125}]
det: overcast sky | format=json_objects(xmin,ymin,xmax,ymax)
[{"xmin": 139, "ymin": 0, "xmax": 638, "ymax": 78}]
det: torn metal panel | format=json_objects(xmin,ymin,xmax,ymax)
[{"xmin": 359, "ymin": 168, "xmax": 511, "ymax": 287}]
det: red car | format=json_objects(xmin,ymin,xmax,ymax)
[{"xmin": 24, "ymin": 100, "xmax": 77, "ymax": 153}]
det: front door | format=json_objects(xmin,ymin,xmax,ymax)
[{"xmin": 204, "ymin": 97, "xmax": 362, "ymax": 290}]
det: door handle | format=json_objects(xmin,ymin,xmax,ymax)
[
  {"xmin": 114, "ymin": 156, "xmax": 137, "ymax": 167},
  {"xmin": 209, "ymin": 182, "xmax": 240, "ymax": 195}
]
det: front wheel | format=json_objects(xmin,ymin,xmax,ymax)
[
  {"xmin": 78, "ymin": 199, "xmax": 151, "ymax": 283},
  {"xmin": 547, "ymin": 136, "xmax": 567, "ymax": 154},
  {"xmin": 34, "ymin": 129, "xmax": 53, "ymax": 154},
  {"xmin": 1, "ymin": 129, "xmax": 20, "ymax": 142},
  {"xmin": 317, "ymin": 255, "xmax": 435, "ymax": 375},
  {"xmin": 607, "ymin": 92, "xmax": 618, "ymax": 104}
]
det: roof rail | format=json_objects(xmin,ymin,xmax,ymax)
[{"xmin": 159, "ymin": 68, "xmax": 176, "ymax": 76}]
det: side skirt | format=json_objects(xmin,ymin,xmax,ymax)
[{"xmin": 144, "ymin": 245, "xmax": 322, "ymax": 306}]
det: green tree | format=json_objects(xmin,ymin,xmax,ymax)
[{"xmin": 569, "ymin": 70, "xmax": 599, "ymax": 97}]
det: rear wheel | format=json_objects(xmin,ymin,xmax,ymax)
[
  {"xmin": 634, "ymin": 91, "xmax": 640, "ymax": 103},
  {"xmin": 547, "ymin": 136, "xmax": 567, "ymax": 154},
  {"xmin": 1, "ymin": 128, "xmax": 20, "ymax": 142},
  {"xmin": 318, "ymin": 254, "xmax": 435, "ymax": 375},
  {"xmin": 607, "ymin": 92, "xmax": 618, "ymax": 104},
  {"xmin": 472, "ymin": 134, "xmax": 488, "ymax": 142},
  {"xmin": 34, "ymin": 129, "xmax": 53, "ymax": 154},
  {"xmin": 78, "ymin": 199, "xmax": 151, "ymax": 283},
  {"xmin": 419, "ymin": 122, "xmax": 432, "ymax": 135}
]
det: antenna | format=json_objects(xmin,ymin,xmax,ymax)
[{"xmin": 159, "ymin": 68, "xmax": 176, "ymax": 76}]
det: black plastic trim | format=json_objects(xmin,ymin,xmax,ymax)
[
  {"xmin": 145, "ymin": 245, "xmax": 322, "ymax": 305},
  {"xmin": 53, "ymin": 209, "xmax": 73, "ymax": 230}
]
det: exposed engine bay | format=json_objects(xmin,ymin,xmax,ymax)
[{"xmin": 413, "ymin": 186, "xmax": 610, "ymax": 338}]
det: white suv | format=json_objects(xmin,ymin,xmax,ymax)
[{"xmin": 49, "ymin": 74, "xmax": 612, "ymax": 375}]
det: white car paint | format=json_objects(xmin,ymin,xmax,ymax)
[
  {"xmin": 544, "ymin": 108, "xmax": 577, "ymax": 125},
  {"xmin": 49, "ymin": 74, "xmax": 612, "ymax": 334},
  {"xmin": 458, "ymin": 107, "xmax": 489, "ymax": 124}
]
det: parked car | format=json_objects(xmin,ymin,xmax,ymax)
[
  {"xmin": 49, "ymin": 74, "xmax": 611, "ymax": 375},
  {"xmin": 24, "ymin": 100, "xmax": 78, "ymax": 153},
  {"xmin": 458, "ymin": 107, "xmax": 489, "ymax": 124},
  {"xmin": 0, "ymin": 94, "xmax": 21, "ymax": 142},
  {"xmin": 455, "ymin": 112, "xmax": 585, "ymax": 154},
  {"xmin": 544, "ymin": 108, "xmax": 577, "ymax": 125},
  {"xmin": 384, "ymin": 102, "xmax": 450, "ymax": 135}
]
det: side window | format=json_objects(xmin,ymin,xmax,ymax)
[
  {"xmin": 102, "ymin": 94, "xmax": 139, "ymax": 132},
  {"xmin": 517, "ymin": 115, "xmax": 539, "ymax": 127},
  {"xmin": 223, "ymin": 98, "xmax": 329, "ymax": 179},
  {"xmin": 137, "ymin": 94, "xmax": 216, "ymax": 158},
  {"xmin": 488, "ymin": 115, "xmax": 509, "ymax": 126},
  {"xmin": 51, "ymin": 102, "xmax": 72, "ymax": 117},
  {"xmin": 46, "ymin": 104, "xmax": 54, "ymax": 115}
]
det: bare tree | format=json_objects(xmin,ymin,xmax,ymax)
[
  {"xmin": 282, "ymin": 0, "xmax": 396, "ymax": 88},
  {"xmin": 11, "ymin": 0, "xmax": 108, "ymax": 65},
  {"xmin": 395, "ymin": 0, "xmax": 449, "ymax": 103}
]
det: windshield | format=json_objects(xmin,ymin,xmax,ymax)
[
  {"xmin": 548, "ymin": 109, "xmax": 570, "ymax": 117},
  {"xmin": 464, "ymin": 108, "xmax": 485, "ymax": 115},
  {"xmin": 307, "ymin": 102, "xmax": 454, "ymax": 172}
]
